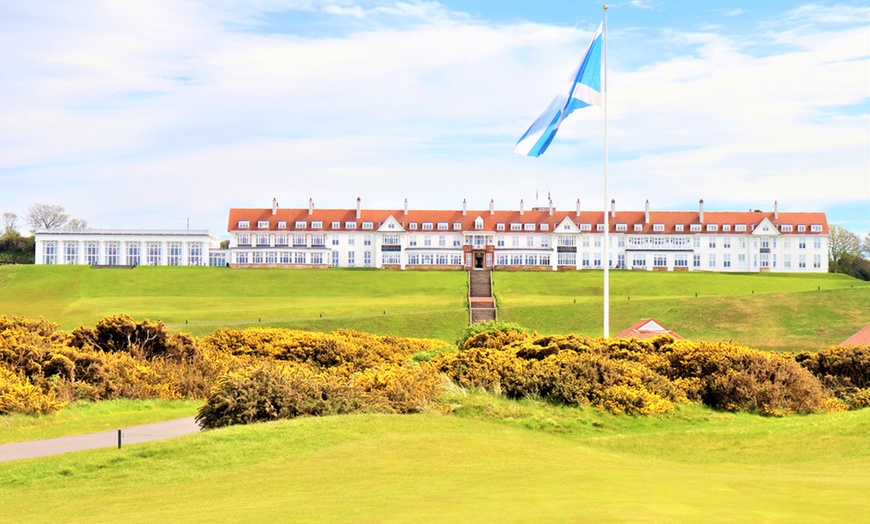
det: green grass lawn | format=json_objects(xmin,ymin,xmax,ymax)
[
  {"xmin": 1, "ymin": 265, "xmax": 867, "ymax": 350},
  {"xmin": 1, "ymin": 393, "xmax": 868, "ymax": 523},
  {"xmin": 0, "ymin": 265, "xmax": 469, "ymax": 341}
]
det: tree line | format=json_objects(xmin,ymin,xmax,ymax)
[
  {"xmin": 828, "ymin": 225, "xmax": 870, "ymax": 281},
  {"xmin": 1, "ymin": 204, "xmax": 87, "ymax": 264}
]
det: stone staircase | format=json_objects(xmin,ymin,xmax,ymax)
[{"xmin": 468, "ymin": 270, "xmax": 496, "ymax": 324}]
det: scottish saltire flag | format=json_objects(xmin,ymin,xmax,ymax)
[{"xmin": 515, "ymin": 22, "xmax": 603, "ymax": 157}]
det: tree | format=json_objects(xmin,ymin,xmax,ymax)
[
  {"xmin": 65, "ymin": 218, "xmax": 88, "ymax": 230},
  {"xmin": 828, "ymin": 225, "xmax": 861, "ymax": 267},
  {"xmin": 863, "ymin": 232, "xmax": 870, "ymax": 259},
  {"xmin": 26, "ymin": 204, "xmax": 70, "ymax": 233},
  {"xmin": 2, "ymin": 212, "xmax": 18, "ymax": 236}
]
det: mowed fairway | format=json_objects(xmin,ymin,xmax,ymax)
[
  {"xmin": 2, "ymin": 397, "xmax": 869, "ymax": 523},
  {"xmin": 0, "ymin": 265, "xmax": 468, "ymax": 340}
]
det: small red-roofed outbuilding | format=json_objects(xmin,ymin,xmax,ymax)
[{"xmin": 614, "ymin": 318, "xmax": 683, "ymax": 340}]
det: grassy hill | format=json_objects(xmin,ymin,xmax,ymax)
[
  {"xmin": 1, "ymin": 393, "xmax": 868, "ymax": 522},
  {"xmin": 0, "ymin": 265, "xmax": 867, "ymax": 350}
]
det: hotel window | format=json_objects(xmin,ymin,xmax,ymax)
[
  {"xmin": 706, "ymin": 224, "xmax": 718, "ymax": 232},
  {"xmin": 781, "ymin": 224, "xmax": 792, "ymax": 232},
  {"xmin": 632, "ymin": 254, "xmax": 646, "ymax": 268},
  {"xmin": 798, "ymin": 254, "xmax": 806, "ymax": 268},
  {"xmin": 738, "ymin": 254, "xmax": 747, "ymax": 268},
  {"xmin": 332, "ymin": 221, "xmax": 341, "ymax": 229},
  {"xmin": 188, "ymin": 244, "xmax": 202, "ymax": 266},
  {"xmin": 693, "ymin": 254, "xmax": 701, "ymax": 267},
  {"xmin": 147, "ymin": 242, "xmax": 161, "ymax": 266},
  {"xmin": 453, "ymin": 235, "xmax": 461, "ymax": 247},
  {"xmin": 634, "ymin": 224, "xmax": 643, "ymax": 231},
  {"xmin": 797, "ymin": 225, "xmax": 806, "ymax": 232},
  {"xmin": 453, "ymin": 223, "xmax": 462, "ymax": 230},
  {"xmin": 723, "ymin": 254, "xmax": 731, "ymax": 268},
  {"xmin": 474, "ymin": 218, "xmax": 484, "ymax": 230},
  {"xmin": 510, "ymin": 223, "xmax": 521, "ymax": 231},
  {"xmin": 265, "ymin": 251, "xmax": 276, "ymax": 264},
  {"xmin": 258, "ymin": 234, "xmax": 269, "ymax": 246},
  {"xmin": 675, "ymin": 224, "xmax": 684, "ymax": 232},
  {"xmin": 258, "ymin": 221, "xmax": 269, "ymax": 229},
  {"xmin": 524, "ymin": 223, "xmax": 535, "ymax": 231},
  {"xmin": 85, "ymin": 242, "xmax": 99, "ymax": 265},
  {"xmin": 811, "ymin": 225, "xmax": 822, "ymax": 232},
  {"xmin": 722, "ymin": 224, "xmax": 731, "ymax": 232},
  {"xmin": 653, "ymin": 254, "xmax": 667, "ymax": 267},
  {"xmin": 784, "ymin": 254, "xmax": 791, "ymax": 268},
  {"xmin": 424, "ymin": 235, "xmax": 432, "ymax": 246},
  {"xmin": 439, "ymin": 235, "xmax": 447, "ymax": 247},
  {"xmin": 277, "ymin": 221, "xmax": 287, "ymax": 229},
  {"xmin": 735, "ymin": 224, "xmax": 746, "ymax": 232},
  {"xmin": 312, "ymin": 234, "xmax": 325, "ymax": 246},
  {"xmin": 362, "ymin": 222, "xmax": 373, "ymax": 230},
  {"xmin": 127, "ymin": 243, "xmax": 140, "ymax": 265},
  {"xmin": 383, "ymin": 234, "xmax": 400, "ymax": 245},
  {"xmin": 596, "ymin": 224, "xmax": 605, "ymax": 231},
  {"xmin": 511, "ymin": 236, "xmax": 520, "ymax": 247},
  {"xmin": 238, "ymin": 220, "xmax": 249, "ymax": 229},
  {"xmin": 799, "ymin": 238, "xmax": 806, "ymax": 249},
  {"xmin": 409, "ymin": 223, "xmax": 418, "ymax": 230},
  {"xmin": 332, "ymin": 237, "xmax": 340, "ymax": 246},
  {"xmin": 168, "ymin": 242, "xmax": 182, "ymax": 266},
  {"xmin": 541, "ymin": 236, "xmax": 549, "ymax": 248},
  {"xmin": 42, "ymin": 241, "xmax": 57, "ymax": 265},
  {"xmin": 540, "ymin": 224, "xmax": 549, "ymax": 231},
  {"xmin": 364, "ymin": 252, "xmax": 372, "ymax": 267},
  {"xmin": 813, "ymin": 238, "xmax": 821, "ymax": 249},
  {"xmin": 295, "ymin": 221, "xmax": 306, "ymax": 229},
  {"xmin": 252, "ymin": 252, "xmax": 263, "ymax": 264},
  {"xmin": 437, "ymin": 222, "xmax": 448, "ymax": 231},
  {"xmin": 331, "ymin": 252, "xmax": 339, "ymax": 267},
  {"xmin": 783, "ymin": 238, "xmax": 791, "ymax": 249},
  {"xmin": 690, "ymin": 224, "xmax": 701, "ymax": 232},
  {"xmin": 422, "ymin": 223, "xmax": 433, "ymax": 230},
  {"xmin": 293, "ymin": 234, "xmax": 305, "ymax": 246},
  {"xmin": 709, "ymin": 254, "xmax": 716, "ymax": 267},
  {"xmin": 723, "ymin": 238, "xmax": 731, "ymax": 249},
  {"xmin": 364, "ymin": 234, "xmax": 372, "ymax": 246},
  {"xmin": 496, "ymin": 235, "xmax": 505, "ymax": 247},
  {"xmin": 294, "ymin": 252, "xmax": 306, "ymax": 265},
  {"xmin": 674, "ymin": 254, "xmax": 688, "ymax": 267},
  {"xmin": 708, "ymin": 238, "xmax": 716, "ymax": 248},
  {"xmin": 311, "ymin": 221, "xmax": 322, "ymax": 229},
  {"xmin": 348, "ymin": 237, "xmax": 355, "ymax": 246},
  {"xmin": 409, "ymin": 235, "xmax": 417, "ymax": 247},
  {"xmin": 311, "ymin": 253, "xmax": 324, "ymax": 265},
  {"xmin": 526, "ymin": 236, "xmax": 534, "ymax": 247},
  {"xmin": 583, "ymin": 253, "xmax": 591, "ymax": 267},
  {"xmin": 653, "ymin": 224, "xmax": 664, "ymax": 232},
  {"xmin": 236, "ymin": 252, "xmax": 249, "ymax": 264},
  {"xmin": 64, "ymin": 242, "xmax": 79, "ymax": 264},
  {"xmin": 616, "ymin": 224, "xmax": 627, "ymax": 231},
  {"xmin": 275, "ymin": 234, "xmax": 288, "ymax": 246},
  {"xmin": 345, "ymin": 222, "xmax": 357, "ymax": 229}
]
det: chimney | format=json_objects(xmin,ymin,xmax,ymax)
[
  {"xmin": 699, "ymin": 199, "xmax": 705, "ymax": 223},
  {"xmin": 548, "ymin": 197, "xmax": 554, "ymax": 216},
  {"xmin": 272, "ymin": 197, "xmax": 278, "ymax": 215},
  {"xmin": 644, "ymin": 199, "xmax": 650, "ymax": 224},
  {"xmin": 576, "ymin": 199, "xmax": 581, "ymax": 217},
  {"xmin": 462, "ymin": 198, "xmax": 467, "ymax": 216},
  {"xmin": 356, "ymin": 197, "xmax": 361, "ymax": 220},
  {"xmin": 774, "ymin": 200, "xmax": 778, "ymax": 219},
  {"xmin": 610, "ymin": 198, "xmax": 616, "ymax": 218},
  {"xmin": 519, "ymin": 199, "xmax": 524, "ymax": 216},
  {"xmin": 403, "ymin": 198, "xmax": 408, "ymax": 216},
  {"xmin": 308, "ymin": 198, "xmax": 314, "ymax": 215},
  {"xmin": 489, "ymin": 199, "xmax": 495, "ymax": 215}
]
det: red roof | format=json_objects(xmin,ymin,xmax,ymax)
[
  {"xmin": 226, "ymin": 205, "xmax": 828, "ymax": 235},
  {"xmin": 614, "ymin": 318, "xmax": 683, "ymax": 340},
  {"xmin": 842, "ymin": 325, "xmax": 870, "ymax": 345}
]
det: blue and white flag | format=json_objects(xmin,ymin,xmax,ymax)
[{"xmin": 515, "ymin": 22, "xmax": 603, "ymax": 157}]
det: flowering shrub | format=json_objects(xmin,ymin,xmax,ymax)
[{"xmin": 797, "ymin": 344, "xmax": 870, "ymax": 409}]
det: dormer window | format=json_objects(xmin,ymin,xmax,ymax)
[
  {"xmin": 524, "ymin": 223, "xmax": 535, "ymax": 231},
  {"xmin": 722, "ymin": 224, "xmax": 731, "ymax": 232},
  {"xmin": 511, "ymin": 223, "xmax": 521, "ymax": 231},
  {"xmin": 675, "ymin": 224, "xmax": 684, "ymax": 232},
  {"xmin": 810, "ymin": 225, "xmax": 822, "ymax": 232},
  {"xmin": 797, "ymin": 225, "xmax": 806, "ymax": 232},
  {"xmin": 409, "ymin": 222, "xmax": 418, "ymax": 230},
  {"xmin": 634, "ymin": 224, "xmax": 643, "ymax": 231},
  {"xmin": 616, "ymin": 223, "xmax": 627, "ymax": 231},
  {"xmin": 690, "ymin": 224, "xmax": 701, "ymax": 232},
  {"xmin": 295, "ymin": 221, "xmax": 306, "ymax": 229},
  {"xmin": 653, "ymin": 224, "xmax": 664, "ymax": 232},
  {"xmin": 453, "ymin": 222, "xmax": 462, "ymax": 230},
  {"xmin": 331, "ymin": 221, "xmax": 340, "ymax": 229},
  {"xmin": 362, "ymin": 222, "xmax": 373, "ymax": 230},
  {"xmin": 437, "ymin": 222, "xmax": 448, "ymax": 230},
  {"xmin": 422, "ymin": 222, "xmax": 433, "ymax": 230},
  {"xmin": 345, "ymin": 221, "xmax": 357, "ymax": 229},
  {"xmin": 474, "ymin": 217, "xmax": 484, "ymax": 230},
  {"xmin": 735, "ymin": 224, "xmax": 746, "ymax": 232},
  {"xmin": 496, "ymin": 223, "xmax": 505, "ymax": 231},
  {"xmin": 238, "ymin": 220, "xmax": 250, "ymax": 229},
  {"xmin": 258, "ymin": 220, "xmax": 269, "ymax": 229},
  {"xmin": 540, "ymin": 224, "xmax": 549, "ymax": 231},
  {"xmin": 706, "ymin": 224, "xmax": 718, "ymax": 232},
  {"xmin": 580, "ymin": 224, "xmax": 592, "ymax": 231},
  {"xmin": 781, "ymin": 224, "xmax": 792, "ymax": 232},
  {"xmin": 277, "ymin": 221, "xmax": 287, "ymax": 229},
  {"xmin": 596, "ymin": 224, "xmax": 605, "ymax": 231},
  {"xmin": 311, "ymin": 221, "xmax": 322, "ymax": 229}
]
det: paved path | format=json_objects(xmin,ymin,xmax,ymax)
[{"xmin": 0, "ymin": 417, "xmax": 201, "ymax": 463}]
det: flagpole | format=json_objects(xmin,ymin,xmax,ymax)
[{"xmin": 602, "ymin": 4, "xmax": 610, "ymax": 338}]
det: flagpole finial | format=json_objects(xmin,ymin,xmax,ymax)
[{"xmin": 603, "ymin": 4, "xmax": 608, "ymax": 9}]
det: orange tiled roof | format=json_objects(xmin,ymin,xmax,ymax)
[
  {"xmin": 227, "ymin": 205, "xmax": 828, "ymax": 235},
  {"xmin": 842, "ymin": 325, "xmax": 870, "ymax": 345},
  {"xmin": 614, "ymin": 318, "xmax": 683, "ymax": 340}
]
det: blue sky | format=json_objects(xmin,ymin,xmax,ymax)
[{"xmin": 1, "ymin": 1, "xmax": 867, "ymax": 238}]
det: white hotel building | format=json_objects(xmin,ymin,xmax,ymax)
[
  {"xmin": 35, "ymin": 229, "xmax": 221, "ymax": 266},
  {"xmin": 225, "ymin": 198, "xmax": 830, "ymax": 273}
]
